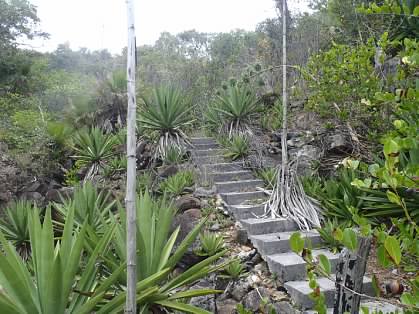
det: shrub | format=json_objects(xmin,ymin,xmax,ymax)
[
  {"xmin": 71, "ymin": 127, "xmax": 118, "ymax": 180},
  {"xmin": 139, "ymin": 86, "xmax": 194, "ymax": 159},
  {"xmin": 208, "ymin": 85, "xmax": 259, "ymax": 137},
  {"xmin": 223, "ymin": 135, "xmax": 250, "ymax": 160},
  {"xmin": 159, "ymin": 170, "xmax": 194, "ymax": 196}
]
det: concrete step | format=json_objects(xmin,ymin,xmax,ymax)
[
  {"xmin": 203, "ymin": 162, "xmax": 244, "ymax": 173},
  {"xmin": 193, "ymin": 142, "xmax": 220, "ymax": 150},
  {"xmin": 227, "ymin": 204, "xmax": 266, "ymax": 220},
  {"xmin": 195, "ymin": 149, "xmax": 224, "ymax": 157},
  {"xmin": 286, "ymin": 276, "xmax": 373, "ymax": 310},
  {"xmin": 216, "ymin": 179, "xmax": 264, "ymax": 193},
  {"xmin": 266, "ymin": 249, "xmax": 340, "ymax": 282},
  {"xmin": 190, "ymin": 137, "xmax": 217, "ymax": 145},
  {"xmin": 220, "ymin": 191, "xmax": 267, "ymax": 206},
  {"xmin": 303, "ymin": 301, "xmax": 400, "ymax": 314},
  {"xmin": 195, "ymin": 155, "xmax": 226, "ymax": 164},
  {"xmin": 241, "ymin": 217, "xmax": 298, "ymax": 236},
  {"xmin": 210, "ymin": 170, "xmax": 255, "ymax": 182},
  {"xmin": 250, "ymin": 230, "xmax": 322, "ymax": 257}
]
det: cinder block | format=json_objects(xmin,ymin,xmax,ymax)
[{"xmin": 241, "ymin": 218, "xmax": 298, "ymax": 236}]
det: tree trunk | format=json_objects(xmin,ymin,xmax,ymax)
[
  {"xmin": 125, "ymin": 0, "xmax": 137, "ymax": 313},
  {"xmin": 333, "ymin": 236, "xmax": 372, "ymax": 314}
]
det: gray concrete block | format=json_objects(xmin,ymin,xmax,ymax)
[
  {"xmin": 219, "ymin": 190, "xmax": 267, "ymax": 205},
  {"xmin": 228, "ymin": 204, "xmax": 266, "ymax": 220},
  {"xmin": 193, "ymin": 142, "xmax": 219, "ymax": 150},
  {"xmin": 266, "ymin": 249, "xmax": 339, "ymax": 282},
  {"xmin": 195, "ymin": 148, "xmax": 224, "ymax": 157},
  {"xmin": 210, "ymin": 170, "xmax": 255, "ymax": 182},
  {"xmin": 203, "ymin": 162, "xmax": 243, "ymax": 172},
  {"xmin": 194, "ymin": 155, "xmax": 225, "ymax": 164},
  {"xmin": 241, "ymin": 218, "xmax": 298, "ymax": 236},
  {"xmin": 251, "ymin": 230, "xmax": 322, "ymax": 257},
  {"xmin": 216, "ymin": 179, "xmax": 264, "ymax": 193},
  {"xmin": 190, "ymin": 137, "xmax": 217, "ymax": 145},
  {"xmin": 286, "ymin": 276, "xmax": 374, "ymax": 310}
]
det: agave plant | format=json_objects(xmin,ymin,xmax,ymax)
[
  {"xmin": 95, "ymin": 192, "xmax": 226, "ymax": 313},
  {"xmin": 210, "ymin": 85, "xmax": 259, "ymax": 137},
  {"xmin": 219, "ymin": 259, "xmax": 247, "ymax": 279},
  {"xmin": 0, "ymin": 207, "xmax": 122, "ymax": 314},
  {"xmin": 223, "ymin": 135, "xmax": 250, "ymax": 161},
  {"xmin": 139, "ymin": 86, "xmax": 194, "ymax": 159},
  {"xmin": 0, "ymin": 200, "xmax": 34, "ymax": 260},
  {"xmin": 196, "ymin": 232, "xmax": 225, "ymax": 256},
  {"xmin": 54, "ymin": 181, "xmax": 115, "ymax": 232},
  {"xmin": 71, "ymin": 127, "xmax": 118, "ymax": 180},
  {"xmin": 159, "ymin": 170, "xmax": 195, "ymax": 197}
]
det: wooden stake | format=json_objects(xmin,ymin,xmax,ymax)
[
  {"xmin": 333, "ymin": 236, "xmax": 372, "ymax": 314},
  {"xmin": 125, "ymin": 0, "xmax": 137, "ymax": 312}
]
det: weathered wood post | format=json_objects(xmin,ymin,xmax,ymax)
[
  {"xmin": 333, "ymin": 236, "xmax": 372, "ymax": 314},
  {"xmin": 125, "ymin": 0, "xmax": 137, "ymax": 312}
]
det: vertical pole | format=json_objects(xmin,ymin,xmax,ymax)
[
  {"xmin": 125, "ymin": 0, "xmax": 137, "ymax": 313},
  {"xmin": 278, "ymin": 0, "xmax": 288, "ymax": 217}
]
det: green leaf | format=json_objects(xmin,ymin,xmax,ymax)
[
  {"xmin": 377, "ymin": 245, "xmax": 392, "ymax": 267},
  {"xmin": 289, "ymin": 232, "xmax": 305, "ymax": 254},
  {"xmin": 413, "ymin": 6, "xmax": 419, "ymax": 16},
  {"xmin": 384, "ymin": 236, "xmax": 401, "ymax": 265},
  {"xmin": 371, "ymin": 274, "xmax": 381, "ymax": 297},
  {"xmin": 383, "ymin": 139, "xmax": 399, "ymax": 156},
  {"xmin": 317, "ymin": 254, "xmax": 331, "ymax": 275},
  {"xmin": 332, "ymin": 228, "xmax": 343, "ymax": 241},
  {"xmin": 342, "ymin": 228, "xmax": 358, "ymax": 251},
  {"xmin": 386, "ymin": 191, "xmax": 402, "ymax": 206}
]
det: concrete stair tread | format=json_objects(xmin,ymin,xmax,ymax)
[
  {"xmin": 210, "ymin": 170, "xmax": 255, "ymax": 182},
  {"xmin": 215, "ymin": 178, "xmax": 264, "ymax": 185},
  {"xmin": 193, "ymin": 143, "xmax": 220, "ymax": 149},
  {"xmin": 251, "ymin": 230, "xmax": 319, "ymax": 241},
  {"xmin": 227, "ymin": 204, "xmax": 265, "ymax": 220},
  {"xmin": 219, "ymin": 190, "xmax": 267, "ymax": 205},
  {"xmin": 215, "ymin": 179, "xmax": 264, "ymax": 193},
  {"xmin": 267, "ymin": 249, "xmax": 338, "ymax": 266},
  {"xmin": 285, "ymin": 276, "xmax": 373, "ymax": 309},
  {"xmin": 240, "ymin": 217, "xmax": 298, "ymax": 235}
]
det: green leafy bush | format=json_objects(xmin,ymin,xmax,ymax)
[
  {"xmin": 139, "ymin": 86, "xmax": 194, "ymax": 158},
  {"xmin": 220, "ymin": 259, "xmax": 247, "ymax": 279}
]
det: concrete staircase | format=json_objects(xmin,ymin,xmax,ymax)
[{"xmin": 191, "ymin": 136, "xmax": 374, "ymax": 312}]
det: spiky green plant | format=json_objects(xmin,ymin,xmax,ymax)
[
  {"xmin": 162, "ymin": 146, "xmax": 187, "ymax": 165},
  {"xmin": 210, "ymin": 85, "xmax": 259, "ymax": 137},
  {"xmin": 224, "ymin": 135, "xmax": 250, "ymax": 160},
  {"xmin": 95, "ymin": 192, "xmax": 226, "ymax": 313},
  {"xmin": 256, "ymin": 167, "xmax": 278, "ymax": 189},
  {"xmin": 54, "ymin": 181, "xmax": 115, "ymax": 232},
  {"xmin": 71, "ymin": 127, "xmax": 118, "ymax": 180},
  {"xmin": 159, "ymin": 170, "xmax": 194, "ymax": 197},
  {"xmin": 139, "ymin": 86, "xmax": 194, "ymax": 159},
  {"xmin": 196, "ymin": 232, "xmax": 225, "ymax": 256},
  {"xmin": 0, "ymin": 207, "xmax": 122, "ymax": 314},
  {"xmin": 0, "ymin": 200, "xmax": 34, "ymax": 260},
  {"xmin": 220, "ymin": 259, "xmax": 247, "ymax": 279}
]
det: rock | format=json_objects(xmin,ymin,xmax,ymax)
[
  {"xmin": 172, "ymin": 208, "xmax": 202, "ymax": 244},
  {"xmin": 174, "ymin": 195, "xmax": 201, "ymax": 212},
  {"xmin": 231, "ymin": 280, "xmax": 251, "ymax": 301},
  {"xmin": 273, "ymin": 301, "xmax": 299, "ymax": 314},
  {"xmin": 210, "ymin": 223, "xmax": 221, "ymax": 231},
  {"xmin": 217, "ymin": 299, "xmax": 238, "ymax": 314},
  {"xmin": 327, "ymin": 133, "xmax": 350, "ymax": 152},
  {"xmin": 250, "ymin": 253, "xmax": 263, "ymax": 265},
  {"xmin": 25, "ymin": 181, "xmax": 41, "ymax": 192},
  {"xmin": 254, "ymin": 262, "xmax": 268, "ymax": 275},
  {"xmin": 194, "ymin": 185, "xmax": 216, "ymax": 197},
  {"xmin": 158, "ymin": 165, "xmax": 178, "ymax": 178},
  {"xmin": 189, "ymin": 280, "xmax": 216, "ymax": 312},
  {"xmin": 238, "ymin": 249, "xmax": 257, "ymax": 262},
  {"xmin": 243, "ymin": 287, "xmax": 270, "ymax": 311},
  {"xmin": 233, "ymin": 228, "xmax": 249, "ymax": 245},
  {"xmin": 45, "ymin": 189, "xmax": 62, "ymax": 203},
  {"xmin": 21, "ymin": 191, "xmax": 43, "ymax": 203}
]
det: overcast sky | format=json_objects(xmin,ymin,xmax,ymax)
[{"xmin": 29, "ymin": 0, "xmax": 309, "ymax": 54}]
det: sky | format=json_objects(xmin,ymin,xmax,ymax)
[{"xmin": 29, "ymin": 0, "xmax": 310, "ymax": 54}]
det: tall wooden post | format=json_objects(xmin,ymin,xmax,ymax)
[
  {"xmin": 278, "ymin": 0, "xmax": 288, "ymax": 218},
  {"xmin": 125, "ymin": 0, "xmax": 137, "ymax": 313}
]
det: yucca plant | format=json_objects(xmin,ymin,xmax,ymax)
[
  {"xmin": 219, "ymin": 259, "xmax": 247, "ymax": 279},
  {"xmin": 159, "ymin": 170, "xmax": 194, "ymax": 197},
  {"xmin": 0, "ymin": 200, "xmax": 34, "ymax": 260},
  {"xmin": 0, "ymin": 207, "xmax": 123, "ymax": 314},
  {"xmin": 210, "ymin": 85, "xmax": 259, "ymax": 137},
  {"xmin": 94, "ymin": 192, "xmax": 226, "ymax": 313},
  {"xmin": 256, "ymin": 167, "xmax": 278, "ymax": 189},
  {"xmin": 55, "ymin": 181, "xmax": 115, "ymax": 232},
  {"xmin": 224, "ymin": 135, "xmax": 250, "ymax": 161},
  {"xmin": 71, "ymin": 127, "xmax": 118, "ymax": 180},
  {"xmin": 139, "ymin": 86, "xmax": 194, "ymax": 159},
  {"xmin": 196, "ymin": 232, "xmax": 225, "ymax": 256}
]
